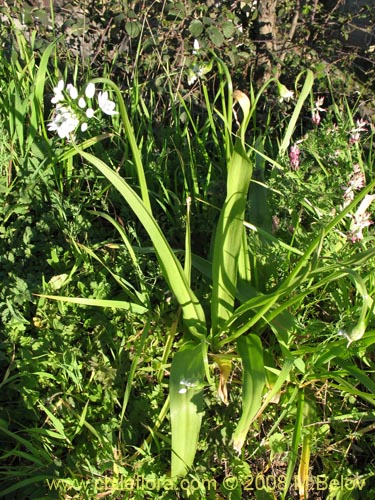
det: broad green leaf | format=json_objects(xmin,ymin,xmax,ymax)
[
  {"xmin": 125, "ymin": 20, "xmax": 142, "ymax": 38},
  {"xmin": 78, "ymin": 149, "xmax": 207, "ymax": 339},
  {"xmin": 170, "ymin": 343, "xmax": 205, "ymax": 476},
  {"xmin": 189, "ymin": 19, "xmax": 204, "ymax": 37},
  {"xmin": 222, "ymin": 21, "xmax": 236, "ymax": 38},
  {"xmin": 207, "ymin": 26, "xmax": 224, "ymax": 47},
  {"xmin": 232, "ymin": 334, "xmax": 265, "ymax": 452},
  {"xmin": 211, "ymin": 91, "xmax": 253, "ymax": 335}
]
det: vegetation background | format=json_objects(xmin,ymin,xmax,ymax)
[{"xmin": 1, "ymin": 1, "xmax": 375, "ymax": 499}]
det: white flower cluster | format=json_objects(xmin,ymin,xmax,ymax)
[{"xmin": 48, "ymin": 80, "xmax": 118, "ymax": 140}]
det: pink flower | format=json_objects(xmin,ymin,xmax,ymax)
[
  {"xmin": 312, "ymin": 110, "xmax": 321, "ymax": 126},
  {"xmin": 347, "ymin": 194, "xmax": 375, "ymax": 242},
  {"xmin": 311, "ymin": 96, "xmax": 326, "ymax": 126},
  {"xmin": 314, "ymin": 96, "xmax": 326, "ymax": 112},
  {"xmin": 349, "ymin": 118, "xmax": 367, "ymax": 144},
  {"xmin": 342, "ymin": 164, "xmax": 366, "ymax": 208},
  {"xmin": 352, "ymin": 118, "xmax": 368, "ymax": 133},
  {"xmin": 289, "ymin": 144, "xmax": 300, "ymax": 170}
]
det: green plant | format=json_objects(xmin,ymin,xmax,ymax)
[
  {"xmin": 40, "ymin": 55, "xmax": 312, "ymax": 475},
  {"xmin": 2, "ymin": 14, "xmax": 375, "ymax": 498}
]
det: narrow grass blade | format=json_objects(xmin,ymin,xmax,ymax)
[
  {"xmin": 282, "ymin": 390, "xmax": 304, "ymax": 499},
  {"xmin": 0, "ymin": 475, "xmax": 56, "ymax": 498},
  {"xmin": 34, "ymin": 294, "xmax": 148, "ymax": 314},
  {"xmin": 38, "ymin": 402, "xmax": 70, "ymax": 443},
  {"xmin": 232, "ymin": 334, "xmax": 266, "ymax": 452},
  {"xmin": 279, "ymin": 70, "xmax": 314, "ymax": 154},
  {"xmin": 256, "ymin": 357, "xmax": 294, "ymax": 418},
  {"xmin": 87, "ymin": 209, "xmax": 149, "ymax": 298},
  {"xmin": 72, "ymin": 240, "xmax": 147, "ymax": 305},
  {"xmin": 184, "ymin": 195, "xmax": 192, "ymax": 286},
  {"xmin": 89, "ymin": 77, "xmax": 152, "ymax": 212},
  {"xmin": 170, "ymin": 343, "xmax": 205, "ymax": 477},
  {"xmin": 0, "ymin": 425, "xmax": 51, "ymax": 462},
  {"xmin": 297, "ymin": 432, "xmax": 311, "ymax": 499},
  {"xmin": 28, "ymin": 38, "xmax": 60, "ymax": 149},
  {"xmin": 120, "ymin": 319, "xmax": 151, "ymax": 423}
]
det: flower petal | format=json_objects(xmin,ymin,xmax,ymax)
[{"xmin": 85, "ymin": 82, "xmax": 96, "ymax": 99}]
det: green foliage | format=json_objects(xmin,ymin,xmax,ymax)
[{"xmin": 1, "ymin": 6, "xmax": 375, "ymax": 500}]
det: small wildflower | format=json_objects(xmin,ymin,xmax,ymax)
[
  {"xmin": 352, "ymin": 118, "xmax": 368, "ymax": 133},
  {"xmin": 187, "ymin": 64, "xmax": 204, "ymax": 85},
  {"xmin": 48, "ymin": 79, "xmax": 118, "ymax": 140},
  {"xmin": 349, "ymin": 132, "xmax": 360, "ymax": 145},
  {"xmin": 347, "ymin": 194, "xmax": 375, "ymax": 243},
  {"xmin": 85, "ymin": 108, "xmax": 95, "ymax": 119},
  {"xmin": 85, "ymin": 82, "xmax": 96, "ymax": 99},
  {"xmin": 311, "ymin": 96, "xmax": 326, "ymax": 126},
  {"xmin": 349, "ymin": 118, "xmax": 367, "ymax": 144},
  {"xmin": 98, "ymin": 91, "xmax": 118, "ymax": 115},
  {"xmin": 47, "ymin": 104, "xmax": 79, "ymax": 139},
  {"xmin": 342, "ymin": 164, "xmax": 366, "ymax": 208},
  {"xmin": 342, "ymin": 187, "xmax": 355, "ymax": 208},
  {"xmin": 78, "ymin": 97, "xmax": 86, "ymax": 108},
  {"xmin": 51, "ymin": 80, "xmax": 65, "ymax": 104},
  {"xmin": 312, "ymin": 110, "xmax": 321, "ymax": 126},
  {"xmin": 278, "ymin": 83, "xmax": 294, "ymax": 103},
  {"xmin": 193, "ymin": 39, "xmax": 200, "ymax": 54},
  {"xmin": 289, "ymin": 144, "xmax": 300, "ymax": 170},
  {"xmin": 67, "ymin": 83, "xmax": 78, "ymax": 100},
  {"xmin": 348, "ymin": 212, "xmax": 373, "ymax": 242},
  {"xmin": 314, "ymin": 96, "xmax": 326, "ymax": 112},
  {"xmin": 349, "ymin": 164, "xmax": 366, "ymax": 190}
]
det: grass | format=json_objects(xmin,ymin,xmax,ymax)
[{"xmin": 1, "ymin": 14, "xmax": 375, "ymax": 500}]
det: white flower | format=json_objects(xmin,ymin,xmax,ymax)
[
  {"xmin": 81, "ymin": 122, "xmax": 88, "ymax": 132},
  {"xmin": 85, "ymin": 82, "xmax": 96, "ymax": 99},
  {"xmin": 193, "ymin": 39, "xmax": 200, "ymax": 54},
  {"xmin": 352, "ymin": 118, "xmax": 367, "ymax": 134},
  {"xmin": 86, "ymin": 108, "xmax": 95, "ymax": 119},
  {"xmin": 47, "ymin": 104, "xmax": 79, "ymax": 139},
  {"xmin": 278, "ymin": 83, "xmax": 294, "ymax": 102},
  {"xmin": 98, "ymin": 91, "xmax": 118, "ymax": 115},
  {"xmin": 67, "ymin": 83, "xmax": 78, "ymax": 100},
  {"xmin": 188, "ymin": 74, "xmax": 197, "ymax": 86},
  {"xmin": 314, "ymin": 96, "xmax": 326, "ymax": 113},
  {"xmin": 347, "ymin": 194, "xmax": 375, "ymax": 242},
  {"xmin": 51, "ymin": 79, "xmax": 65, "ymax": 104},
  {"xmin": 78, "ymin": 97, "xmax": 86, "ymax": 108},
  {"xmin": 187, "ymin": 64, "xmax": 205, "ymax": 85}
]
